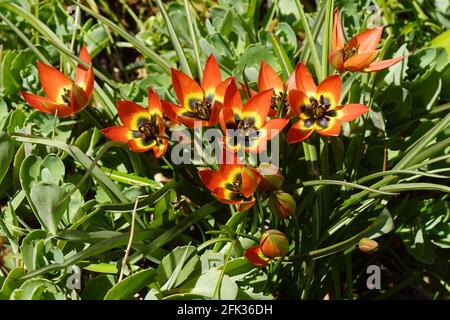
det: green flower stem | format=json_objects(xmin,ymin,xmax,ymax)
[
  {"xmin": 302, "ymin": 139, "xmax": 319, "ymax": 177},
  {"xmin": 295, "ymin": 0, "xmax": 322, "ymax": 81},
  {"xmin": 322, "ymin": 0, "xmax": 334, "ymax": 78}
]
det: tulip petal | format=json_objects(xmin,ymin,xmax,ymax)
[
  {"xmin": 348, "ymin": 27, "xmax": 383, "ymax": 53},
  {"xmin": 152, "ymin": 140, "xmax": 169, "ymax": 158},
  {"xmin": 21, "ymin": 91, "xmax": 70, "ymax": 116},
  {"xmin": 220, "ymin": 164, "xmax": 243, "ymax": 186},
  {"xmin": 220, "ymin": 105, "xmax": 237, "ymax": 132},
  {"xmin": 258, "ymin": 60, "xmax": 284, "ymax": 94},
  {"xmin": 198, "ymin": 169, "xmax": 225, "ymax": 192},
  {"xmin": 214, "ymin": 77, "xmax": 234, "ymax": 103},
  {"xmin": 70, "ymin": 83, "xmax": 89, "ymax": 114},
  {"xmin": 285, "ymin": 70, "xmax": 296, "ymax": 92},
  {"xmin": 286, "ymin": 120, "xmax": 314, "ymax": 143},
  {"xmin": 364, "ymin": 56, "xmax": 404, "ymax": 72},
  {"xmin": 237, "ymin": 198, "xmax": 256, "ymax": 212},
  {"xmin": 287, "ymin": 89, "xmax": 309, "ymax": 116},
  {"xmin": 74, "ymin": 44, "xmax": 94, "ymax": 99},
  {"xmin": 201, "ymin": 54, "xmax": 222, "ymax": 98},
  {"xmin": 329, "ymin": 49, "xmax": 345, "ymax": 73},
  {"xmin": 208, "ymin": 101, "xmax": 221, "ymax": 127},
  {"xmin": 37, "ymin": 61, "xmax": 72, "ymax": 103},
  {"xmin": 336, "ymin": 103, "xmax": 368, "ymax": 122},
  {"xmin": 128, "ymin": 137, "xmax": 156, "ymax": 152},
  {"xmin": 100, "ymin": 126, "xmax": 131, "ymax": 143},
  {"xmin": 317, "ymin": 75, "xmax": 342, "ymax": 108},
  {"xmin": 212, "ymin": 187, "xmax": 241, "ymax": 205},
  {"xmin": 343, "ymin": 50, "xmax": 380, "ymax": 72},
  {"xmin": 171, "ymin": 68, "xmax": 204, "ymax": 111},
  {"xmin": 241, "ymin": 166, "xmax": 260, "ymax": 198},
  {"xmin": 260, "ymin": 118, "xmax": 289, "ymax": 140},
  {"xmin": 147, "ymin": 86, "xmax": 163, "ymax": 117},
  {"xmin": 315, "ymin": 117, "xmax": 341, "ymax": 136},
  {"xmin": 241, "ymin": 89, "xmax": 273, "ymax": 127},
  {"xmin": 244, "ymin": 246, "xmax": 271, "ymax": 267},
  {"xmin": 161, "ymin": 100, "xmax": 183, "ymax": 124},
  {"xmin": 223, "ymin": 81, "xmax": 243, "ymax": 117},
  {"xmin": 294, "ymin": 63, "xmax": 317, "ymax": 96},
  {"xmin": 332, "ymin": 8, "xmax": 345, "ymax": 51},
  {"xmin": 117, "ymin": 100, "xmax": 149, "ymax": 130}
]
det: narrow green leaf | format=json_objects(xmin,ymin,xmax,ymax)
[
  {"xmin": 72, "ymin": 1, "xmax": 171, "ymax": 73},
  {"xmin": 104, "ymin": 268, "xmax": 157, "ymax": 300},
  {"xmin": 129, "ymin": 202, "xmax": 224, "ymax": 264},
  {"xmin": 155, "ymin": 0, "xmax": 192, "ymax": 76},
  {"xmin": 269, "ymin": 33, "xmax": 294, "ymax": 77},
  {"xmin": 0, "ymin": 131, "xmax": 13, "ymax": 185}
]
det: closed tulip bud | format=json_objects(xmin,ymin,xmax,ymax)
[
  {"xmin": 257, "ymin": 163, "xmax": 284, "ymax": 193},
  {"xmin": 260, "ymin": 230, "xmax": 289, "ymax": 258},
  {"xmin": 358, "ymin": 237, "xmax": 378, "ymax": 253},
  {"xmin": 268, "ymin": 190, "xmax": 296, "ymax": 219}
]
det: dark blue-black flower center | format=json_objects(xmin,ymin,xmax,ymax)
[
  {"xmin": 270, "ymin": 91, "xmax": 289, "ymax": 112},
  {"xmin": 301, "ymin": 95, "xmax": 336, "ymax": 129},
  {"xmin": 187, "ymin": 96, "xmax": 213, "ymax": 120},
  {"xmin": 224, "ymin": 173, "xmax": 252, "ymax": 201},
  {"xmin": 132, "ymin": 115, "xmax": 160, "ymax": 145}
]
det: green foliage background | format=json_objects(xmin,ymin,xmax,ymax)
[{"xmin": 0, "ymin": 0, "xmax": 449, "ymax": 300}]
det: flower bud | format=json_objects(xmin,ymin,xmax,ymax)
[
  {"xmin": 257, "ymin": 163, "xmax": 284, "ymax": 194},
  {"xmin": 358, "ymin": 237, "xmax": 378, "ymax": 253},
  {"xmin": 268, "ymin": 190, "xmax": 296, "ymax": 219},
  {"xmin": 244, "ymin": 245, "xmax": 271, "ymax": 267},
  {"xmin": 260, "ymin": 230, "xmax": 289, "ymax": 258}
]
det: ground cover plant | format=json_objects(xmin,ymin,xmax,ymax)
[{"xmin": 0, "ymin": 0, "xmax": 449, "ymax": 300}]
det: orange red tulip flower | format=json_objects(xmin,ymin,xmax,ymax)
[
  {"xmin": 21, "ymin": 45, "xmax": 94, "ymax": 117},
  {"xmin": 101, "ymin": 87, "xmax": 168, "ymax": 158},
  {"xmin": 220, "ymin": 81, "xmax": 288, "ymax": 153},
  {"xmin": 162, "ymin": 54, "xmax": 233, "ymax": 128},
  {"xmin": 286, "ymin": 63, "xmax": 368, "ymax": 143},
  {"xmin": 329, "ymin": 8, "xmax": 404, "ymax": 73},
  {"xmin": 242, "ymin": 60, "xmax": 296, "ymax": 117},
  {"xmin": 198, "ymin": 161, "xmax": 261, "ymax": 212}
]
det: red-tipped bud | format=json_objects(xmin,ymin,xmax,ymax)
[
  {"xmin": 257, "ymin": 163, "xmax": 284, "ymax": 194},
  {"xmin": 268, "ymin": 190, "xmax": 296, "ymax": 219},
  {"xmin": 244, "ymin": 245, "xmax": 271, "ymax": 267},
  {"xmin": 260, "ymin": 230, "xmax": 289, "ymax": 258},
  {"xmin": 358, "ymin": 238, "xmax": 378, "ymax": 253}
]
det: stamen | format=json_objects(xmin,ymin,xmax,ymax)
[
  {"xmin": 61, "ymin": 88, "xmax": 72, "ymax": 104},
  {"xmin": 343, "ymin": 44, "xmax": 359, "ymax": 61},
  {"xmin": 134, "ymin": 115, "xmax": 160, "ymax": 143},
  {"xmin": 193, "ymin": 98, "xmax": 212, "ymax": 120},
  {"xmin": 301, "ymin": 95, "xmax": 336, "ymax": 126}
]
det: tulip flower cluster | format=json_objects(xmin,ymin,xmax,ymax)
[{"xmin": 19, "ymin": 7, "xmax": 403, "ymax": 268}]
